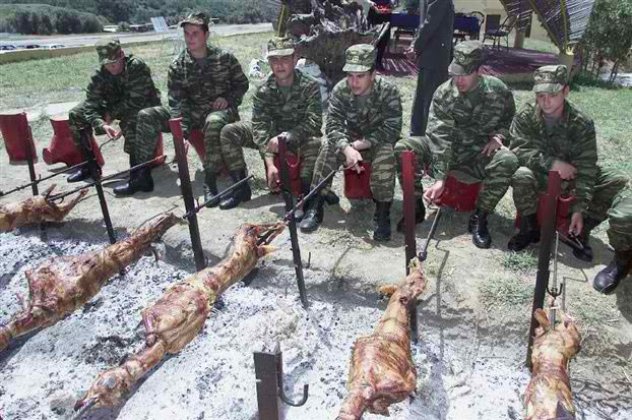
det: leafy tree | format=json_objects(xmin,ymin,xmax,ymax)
[
  {"xmin": 96, "ymin": 0, "xmax": 136, "ymax": 23},
  {"xmin": 39, "ymin": 14, "xmax": 54, "ymax": 34}
]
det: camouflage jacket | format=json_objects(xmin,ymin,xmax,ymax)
[
  {"xmin": 252, "ymin": 69, "xmax": 322, "ymax": 158},
  {"xmin": 168, "ymin": 45, "xmax": 249, "ymax": 133},
  {"xmin": 326, "ymin": 76, "xmax": 402, "ymax": 151},
  {"xmin": 427, "ymin": 75, "xmax": 515, "ymax": 179},
  {"xmin": 510, "ymin": 100, "xmax": 598, "ymax": 213},
  {"xmin": 83, "ymin": 55, "xmax": 160, "ymax": 130}
]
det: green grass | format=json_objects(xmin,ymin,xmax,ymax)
[
  {"xmin": 479, "ymin": 274, "xmax": 533, "ymax": 308},
  {"xmin": 501, "ymin": 251, "xmax": 538, "ymax": 273}
]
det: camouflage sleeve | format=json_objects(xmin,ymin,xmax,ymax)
[
  {"xmin": 119, "ymin": 60, "xmax": 160, "ymax": 115},
  {"xmin": 510, "ymin": 105, "xmax": 555, "ymax": 173},
  {"xmin": 284, "ymin": 79, "xmax": 323, "ymax": 146},
  {"xmin": 495, "ymin": 89, "xmax": 516, "ymax": 144},
  {"xmin": 252, "ymin": 86, "xmax": 276, "ymax": 157},
  {"xmin": 364, "ymin": 83, "xmax": 402, "ymax": 147},
  {"xmin": 426, "ymin": 86, "xmax": 455, "ymax": 180},
  {"xmin": 325, "ymin": 84, "xmax": 352, "ymax": 151},
  {"xmin": 224, "ymin": 54, "xmax": 249, "ymax": 108},
  {"xmin": 83, "ymin": 71, "xmax": 108, "ymax": 130},
  {"xmin": 569, "ymin": 119, "xmax": 598, "ymax": 213},
  {"xmin": 167, "ymin": 61, "xmax": 191, "ymax": 135}
]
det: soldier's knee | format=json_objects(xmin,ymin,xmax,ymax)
[
  {"xmin": 495, "ymin": 149, "xmax": 519, "ymax": 172},
  {"xmin": 68, "ymin": 106, "xmax": 82, "ymax": 123},
  {"xmin": 512, "ymin": 166, "xmax": 535, "ymax": 185}
]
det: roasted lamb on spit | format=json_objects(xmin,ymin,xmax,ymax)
[
  {"xmin": 75, "ymin": 222, "xmax": 285, "ymax": 410},
  {"xmin": 525, "ymin": 308, "xmax": 581, "ymax": 420},
  {"xmin": 337, "ymin": 258, "xmax": 427, "ymax": 420},
  {"xmin": 0, "ymin": 184, "xmax": 87, "ymax": 232},
  {"xmin": 0, "ymin": 212, "xmax": 179, "ymax": 352}
]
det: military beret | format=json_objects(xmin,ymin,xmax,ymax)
[
  {"xmin": 95, "ymin": 37, "xmax": 121, "ymax": 66},
  {"xmin": 266, "ymin": 37, "xmax": 295, "ymax": 58},
  {"xmin": 533, "ymin": 65, "xmax": 568, "ymax": 93},
  {"xmin": 449, "ymin": 41, "xmax": 485, "ymax": 76},
  {"xmin": 343, "ymin": 44, "xmax": 376, "ymax": 73}
]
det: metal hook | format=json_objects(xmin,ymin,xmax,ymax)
[{"xmin": 279, "ymin": 383, "xmax": 309, "ymax": 407}]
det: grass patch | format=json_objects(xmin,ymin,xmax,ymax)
[
  {"xmin": 479, "ymin": 274, "xmax": 533, "ymax": 308},
  {"xmin": 501, "ymin": 251, "xmax": 538, "ymax": 273}
]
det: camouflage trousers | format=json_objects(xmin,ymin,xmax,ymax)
[
  {"xmin": 69, "ymin": 101, "xmax": 139, "ymax": 156},
  {"xmin": 220, "ymin": 121, "xmax": 321, "ymax": 180},
  {"xmin": 312, "ymin": 140, "xmax": 396, "ymax": 202},
  {"xmin": 394, "ymin": 136, "xmax": 519, "ymax": 212},
  {"xmin": 512, "ymin": 166, "xmax": 631, "ymax": 250}
]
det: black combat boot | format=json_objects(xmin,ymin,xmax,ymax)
[
  {"xmin": 396, "ymin": 197, "xmax": 426, "ymax": 233},
  {"xmin": 373, "ymin": 201, "xmax": 392, "ymax": 242},
  {"xmin": 219, "ymin": 170, "xmax": 252, "ymax": 210},
  {"xmin": 567, "ymin": 216, "xmax": 600, "ymax": 262},
  {"xmin": 508, "ymin": 213, "xmax": 540, "ymax": 252},
  {"xmin": 470, "ymin": 209, "xmax": 492, "ymax": 249},
  {"xmin": 67, "ymin": 166, "xmax": 91, "ymax": 183},
  {"xmin": 593, "ymin": 249, "xmax": 632, "ymax": 294},
  {"xmin": 324, "ymin": 190, "xmax": 340, "ymax": 206},
  {"xmin": 114, "ymin": 156, "xmax": 154, "ymax": 196},
  {"xmin": 293, "ymin": 178, "xmax": 312, "ymax": 221},
  {"xmin": 300, "ymin": 194, "xmax": 325, "ymax": 233},
  {"xmin": 203, "ymin": 169, "xmax": 220, "ymax": 208}
]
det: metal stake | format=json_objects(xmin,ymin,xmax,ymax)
[
  {"xmin": 169, "ymin": 118, "xmax": 206, "ymax": 272},
  {"xmin": 278, "ymin": 136, "xmax": 308, "ymax": 308},
  {"xmin": 401, "ymin": 151, "xmax": 418, "ymax": 342},
  {"xmin": 526, "ymin": 171, "xmax": 562, "ymax": 369}
]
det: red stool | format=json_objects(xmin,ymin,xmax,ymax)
[
  {"xmin": 434, "ymin": 173, "xmax": 482, "ymax": 212},
  {"xmin": 44, "ymin": 116, "xmax": 104, "ymax": 167},
  {"xmin": 186, "ymin": 129, "xmax": 206, "ymax": 161},
  {"xmin": 344, "ymin": 162, "xmax": 373, "ymax": 199},
  {"xmin": 516, "ymin": 194, "xmax": 575, "ymax": 233},
  {"xmin": 0, "ymin": 112, "xmax": 38, "ymax": 163},
  {"xmin": 151, "ymin": 134, "xmax": 166, "ymax": 167},
  {"xmin": 266, "ymin": 152, "xmax": 303, "ymax": 196}
]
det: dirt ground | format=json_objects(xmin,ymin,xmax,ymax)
[{"xmin": 0, "ymin": 102, "xmax": 631, "ymax": 420}]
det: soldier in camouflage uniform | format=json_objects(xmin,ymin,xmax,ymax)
[
  {"xmin": 394, "ymin": 41, "xmax": 518, "ymax": 249},
  {"xmin": 216, "ymin": 37, "xmax": 323, "ymax": 210},
  {"xmin": 133, "ymin": 12, "xmax": 249, "ymax": 204},
  {"xmin": 300, "ymin": 44, "xmax": 403, "ymax": 242},
  {"xmin": 509, "ymin": 65, "xmax": 631, "ymax": 294},
  {"xmin": 67, "ymin": 38, "xmax": 161, "ymax": 196}
]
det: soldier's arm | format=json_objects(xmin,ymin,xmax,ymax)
[
  {"xmin": 224, "ymin": 54, "xmax": 249, "ymax": 108},
  {"xmin": 412, "ymin": 0, "xmax": 450, "ymax": 52},
  {"xmin": 493, "ymin": 89, "xmax": 516, "ymax": 144},
  {"xmin": 570, "ymin": 120, "xmax": 598, "ymax": 213},
  {"xmin": 252, "ymin": 87, "xmax": 276, "ymax": 158},
  {"xmin": 325, "ymin": 85, "xmax": 352, "ymax": 151},
  {"xmin": 83, "ymin": 71, "xmax": 108, "ymax": 131},
  {"xmin": 509, "ymin": 105, "xmax": 554, "ymax": 172},
  {"xmin": 364, "ymin": 84, "xmax": 402, "ymax": 147},
  {"xmin": 167, "ymin": 62, "xmax": 191, "ymax": 135},
  {"xmin": 284, "ymin": 80, "xmax": 323, "ymax": 145},
  {"xmin": 119, "ymin": 60, "xmax": 160, "ymax": 116},
  {"xmin": 425, "ymin": 87, "xmax": 455, "ymax": 180}
]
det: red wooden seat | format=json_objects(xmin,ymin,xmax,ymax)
[
  {"xmin": 516, "ymin": 193, "xmax": 575, "ymax": 233},
  {"xmin": 187, "ymin": 129, "xmax": 206, "ymax": 161},
  {"xmin": 44, "ymin": 116, "xmax": 104, "ymax": 167},
  {"xmin": 344, "ymin": 161, "xmax": 373, "ymax": 199},
  {"xmin": 434, "ymin": 174, "xmax": 482, "ymax": 212},
  {"xmin": 0, "ymin": 112, "xmax": 38, "ymax": 163},
  {"xmin": 265, "ymin": 152, "xmax": 303, "ymax": 196}
]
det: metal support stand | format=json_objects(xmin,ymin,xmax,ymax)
[
  {"xmin": 526, "ymin": 171, "xmax": 561, "ymax": 369},
  {"xmin": 278, "ymin": 137, "xmax": 309, "ymax": 308},
  {"xmin": 80, "ymin": 129, "xmax": 116, "ymax": 245},
  {"xmin": 169, "ymin": 118, "xmax": 206, "ymax": 272},
  {"xmin": 254, "ymin": 345, "xmax": 309, "ymax": 420},
  {"xmin": 401, "ymin": 151, "xmax": 418, "ymax": 342}
]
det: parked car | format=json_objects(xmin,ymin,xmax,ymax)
[
  {"xmin": 0, "ymin": 44, "xmax": 17, "ymax": 51},
  {"xmin": 43, "ymin": 44, "xmax": 65, "ymax": 49}
]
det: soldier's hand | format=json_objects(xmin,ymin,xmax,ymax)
[
  {"xmin": 551, "ymin": 159, "xmax": 577, "ymax": 180},
  {"xmin": 212, "ymin": 97, "xmax": 229, "ymax": 110},
  {"xmin": 343, "ymin": 146, "xmax": 364, "ymax": 173},
  {"xmin": 569, "ymin": 211, "xmax": 584, "ymax": 237},
  {"xmin": 102, "ymin": 124, "xmax": 120, "ymax": 140},
  {"xmin": 423, "ymin": 180, "xmax": 445, "ymax": 204},
  {"xmin": 482, "ymin": 135, "xmax": 504, "ymax": 156},
  {"xmin": 267, "ymin": 137, "xmax": 280, "ymax": 153},
  {"xmin": 351, "ymin": 139, "xmax": 371, "ymax": 151},
  {"xmin": 267, "ymin": 165, "xmax": 281, "ymax": 192}
]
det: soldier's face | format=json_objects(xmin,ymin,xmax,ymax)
[
  {"xmin": 452, "ymin": 71, "xmax": 479, "ymax": 93},
  {"xmin": 269, "ymin": 54, "xmax": 297, "ymax": 85},
  {"xmin": 536, "ymin": 87, "xmax": 569, "ymax": 117},
  {"xmin": 347, "ymin": 71, "xmax": 375, "ymax": 96},
  {"xmin": 184, "ymin": 24, "xmax": 209, "ymax": 53},
  {"xmin": 103, "ymin": 52, "xmax": 124, "ymax": 76}
]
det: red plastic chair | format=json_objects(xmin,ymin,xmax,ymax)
[
  {"xmin": 434, "ymin": 173, "xmax": 482, "ymax": 212},
  {"xmin": 187, "ymin": 129, "xmax": 206, "ymax": 161},
  {"xmin": 344, "ymin": 162, "xmax": 373, "ymax": 199},
  {"xmin": 516, "ymin": 194, "xmax": 575, "ymax": 233},
  {"xmin": 265, "ymin": 152, "xmax": 303, "ymax": 196},
  {"xmin": 0, "ymin": 112, "xmax": 38, "ymax": 163},
  {"xmin": 44, "ymin": 116, "xmax": 104, "ymax": 167}
]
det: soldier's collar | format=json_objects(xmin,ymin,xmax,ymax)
[{"xmin": 184, "ymin": 46, "xmax": 212, "ymax": 63}]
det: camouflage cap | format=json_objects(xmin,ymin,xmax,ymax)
[
  {"xmin": 343, "ymin": 44, "xmax": 376, "ymax": 73},
  {"xmin": 533, "ymin": 65, "xmax": 568, "ymax": 93},
  {"xmin": 266, "ymin": 37, "xmax": 295, "ymax": 58},
  {"xmin": 95, "ymin": 37, "xmax": 122, "ymax": 65},
  {"xmin": 448, "ymin": 41, "xmax": 484, "ymax": 76},
  {"xmin": 180, "ymin": 12, "xmax": 210, "ymax": 27}
]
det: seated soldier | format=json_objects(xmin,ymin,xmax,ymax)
[
  {"xmin": 67, "ymin": 37, "xmax": 161, "ymax": 195},
  {"xmin": 509, "ymin": 64, "xmax": 631, "ymax": 294},
  {"xmin": 131, "ymin": 12, "xmax": 249, "ymax": 202},
  {"xmin": 300, "ymin": 44, "xmax": 403, "ymax": 242},
  {"xmin": 217, "ymin": 37, "xmax": 323, "ymax": 209},
  {"xmin": 395, "ymin": 41, "xmax": 518, "ymax": 248}
]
